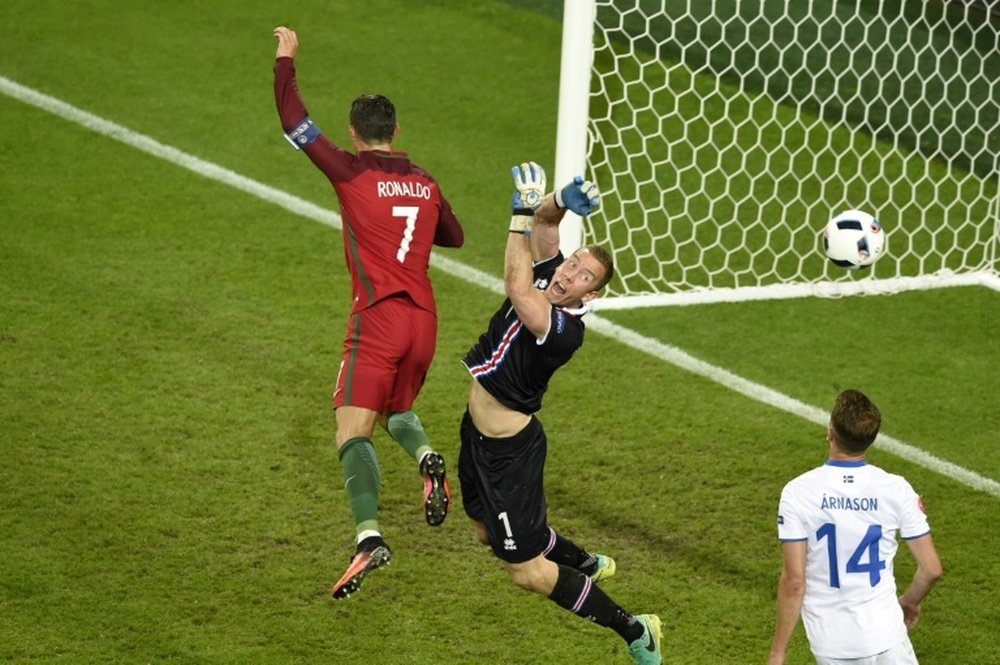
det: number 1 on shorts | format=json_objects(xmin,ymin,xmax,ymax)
[{"xmin": 498, "ymin": 511, "xmax": 517, "ymax": 552}]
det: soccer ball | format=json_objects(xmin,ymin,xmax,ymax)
[{"xmin": 823, "ymin": 210, "xmax": 887, "ymax": 269}]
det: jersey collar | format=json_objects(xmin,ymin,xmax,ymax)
[
  {"xmin": 825, "ymin": 459, "xmax": 867, "ymax": 468},
  {"xmin": 558, "ymin": 303, "xmax": 589, "ymax": 317}
]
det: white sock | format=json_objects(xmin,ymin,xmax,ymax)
[{"xmin": 356, "ymin": 529, "xmax": 381, "ymax": 544}]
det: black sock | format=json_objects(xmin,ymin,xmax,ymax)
[
  {"xmin": 542, "ymin": 528, "xmax": 598, "ymax": 576},
  {"xmin": 547, "ymin": 565, "xmax": 644, "ymax": 643}
]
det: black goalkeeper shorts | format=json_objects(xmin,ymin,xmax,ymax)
[{"xmin": 458, "ymin": 408, "xmax": 548, "ymax": 564}]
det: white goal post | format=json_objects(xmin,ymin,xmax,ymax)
[{"xmin": 555, "ymin": 0, "xmax": 1000, "ymax": 308}]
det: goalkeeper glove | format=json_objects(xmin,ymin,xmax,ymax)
[
  {"xmin": 510, "ymin": 161, "xmax": 546, "ymax": 235},
  {"xmin": 555, "ymin": 175, "xmax": 600, "ymax": 216}
]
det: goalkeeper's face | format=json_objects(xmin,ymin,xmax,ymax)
[{"xmin": 545, "ymin": 249, "xmax": 605, "ymax": 307}]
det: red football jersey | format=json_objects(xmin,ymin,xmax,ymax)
[{"xmin": 274, "ymin": 58, "xmax": 463, "ymax": 314}]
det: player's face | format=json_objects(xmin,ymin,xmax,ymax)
[{"xmin": 544, "ymin": 249, "xmax": 605, "ymax": 307}]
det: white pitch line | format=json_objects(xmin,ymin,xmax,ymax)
[
  {"xmin": 0, "ymin": 76, "xmax": 341, "ymax": 231},
  {"xmin": 3, "ymin": 74, "xmax": 997, "ymax": 499},
  {"xmin": 588, "ymin": 318, "xmax": 1000, "ymax": 497}
]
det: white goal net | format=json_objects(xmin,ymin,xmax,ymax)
[{"xmin": 555, "ymin": 0, "xmax": 1000, "ymax": 308}]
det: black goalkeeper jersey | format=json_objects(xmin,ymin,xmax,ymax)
[{"xmin": 462, "ymin": 252, "xmax": 588, "ymax": 414}]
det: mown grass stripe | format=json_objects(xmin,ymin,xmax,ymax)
[{"xmin": 3, "ymin": 73, "xmax": 996, "ymax": 499}]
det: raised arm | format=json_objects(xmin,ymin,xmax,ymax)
[
  {"xmin": 506, "ymin": 162, "xmax": 552, "ymax": 337},
  {"xmin": 505, "ymin": 164, "xmax": 602, "ymax": 337},
  {"xmin": 273, "ymin": 27, "xmax": 307, "ymax": 131},
  {"xmin": 529, "ymin": 176, "xmax": 600, "ymax": 262},
  {"xmin": 272, "ymin": 27, "xmax": 354, "ymax": 179}
]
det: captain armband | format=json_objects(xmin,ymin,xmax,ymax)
[{"xmin": 283, "ymin": 117, "xmax": 321, "ymax": 150}]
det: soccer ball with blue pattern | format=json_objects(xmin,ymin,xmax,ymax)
[{"xmin": 823, "ymin": 210, "xmax": 887, "ymax": 270}]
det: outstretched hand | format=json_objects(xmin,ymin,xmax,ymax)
[
  {"xmin": 274, "ymin": 26, "xmax": 299, "ymax": 59},
  {"xmin": 511, "ymin": 162, "xmax": 547, "ymax": 212},
  {"xmin": 556, "ymin": 175, "xmax": 600, "ymax": 216}
]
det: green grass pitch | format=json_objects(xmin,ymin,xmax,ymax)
[{"xmin": 1, "ymin": 1, "xmax": 998, "ymax": 663}]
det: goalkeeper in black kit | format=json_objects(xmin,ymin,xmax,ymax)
[{"xmin": 457, "ymin": 163, "xmax": 663, "ymax": 665}]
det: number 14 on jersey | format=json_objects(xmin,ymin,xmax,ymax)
[{"xmin": 817, "ymin": 523, "xmax": 887, "ymax": 588}]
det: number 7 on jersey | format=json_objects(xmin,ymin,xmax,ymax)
[{"xmin": 393, "ymin": 206, "xmax": 418, "ymax": 263}]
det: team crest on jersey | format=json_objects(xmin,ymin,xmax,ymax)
[
  {"xmin": 777, "ymin": 514, "xmax": 784, "ymax": 525},
  {"xmin": 534, "ymin": 276, "xmax": 549, "ymax": 290}
]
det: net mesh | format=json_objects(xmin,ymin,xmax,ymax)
[{"xmin": 582, "ymin": 0, "xmax": 999, "ymax": 304}]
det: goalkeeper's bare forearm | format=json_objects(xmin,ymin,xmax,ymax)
[{"xmin": 530, "ymin": 193, "xmax": 565, "ymax": 261}]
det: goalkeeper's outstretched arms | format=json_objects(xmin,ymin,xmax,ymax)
[{"xmin": 506, "ymin": 163, "xmax": 603, "ymax": 337}]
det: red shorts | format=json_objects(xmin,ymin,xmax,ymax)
[{"xmin": 332, "ymin": 295, "xmax": 437, "ymax": 414}]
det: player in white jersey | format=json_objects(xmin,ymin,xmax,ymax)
[{"xmin": 767, "ymin": 389, "xmax": 942, "ymax": 665}]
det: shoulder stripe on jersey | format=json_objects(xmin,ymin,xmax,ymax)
[{"xmin": 468, "ymin": 321, "xmax": 522, "ymax": 378}]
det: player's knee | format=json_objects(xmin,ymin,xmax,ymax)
[
  {"xmin": 505, "ymin": 562, "xmax": 547, "ymax": 594},
  {"xmin": 335, "ymin": 406, "xmax": 380, "ymax": 445},
  {"xmin": 506, "ymin": 567, "xmax": 533, "ymax": 591},
  {"xmin": 386, "ymin": 409, "xmax": 423, "ymax": 435}
]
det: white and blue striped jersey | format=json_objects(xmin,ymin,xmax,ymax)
[
  {"xmin": 461, "ymin": 252, "xmax": 587, "ymax": 414},
  {"xmin": 777, "ymin": 460, "xmax": 930, "ymax": 659}
]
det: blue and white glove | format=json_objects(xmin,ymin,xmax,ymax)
[
  {"xmin": 511, "ymin": 161, "xmax": 547, "ymax": 212},
  {"xmin": 555, "ymin": 175, "xmax": 600, "ymax": 216},
  {"xmin": 510, "ymin": 161, "xmax": 546, "ymax": 235}
]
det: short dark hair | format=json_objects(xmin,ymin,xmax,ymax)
[
  {"xmin": 580, "ymin": 244, "xmax": 615, "ymax": 293},
  {"xmin": 830, "ymin": 389, "xmax": 881, "ymax": 453},
  {"xmin": 350, "ymin": 94, "xmax": 396, "ymax": 144}
]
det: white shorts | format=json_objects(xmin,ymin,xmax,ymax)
[{"xmin": 814, "ymin": 635, "xmax": 918, "ymax": 665}]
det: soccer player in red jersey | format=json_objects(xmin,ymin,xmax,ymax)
[{"xmin": 273, "ymin": 26, "xmax": 464, "ymax": 599}]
